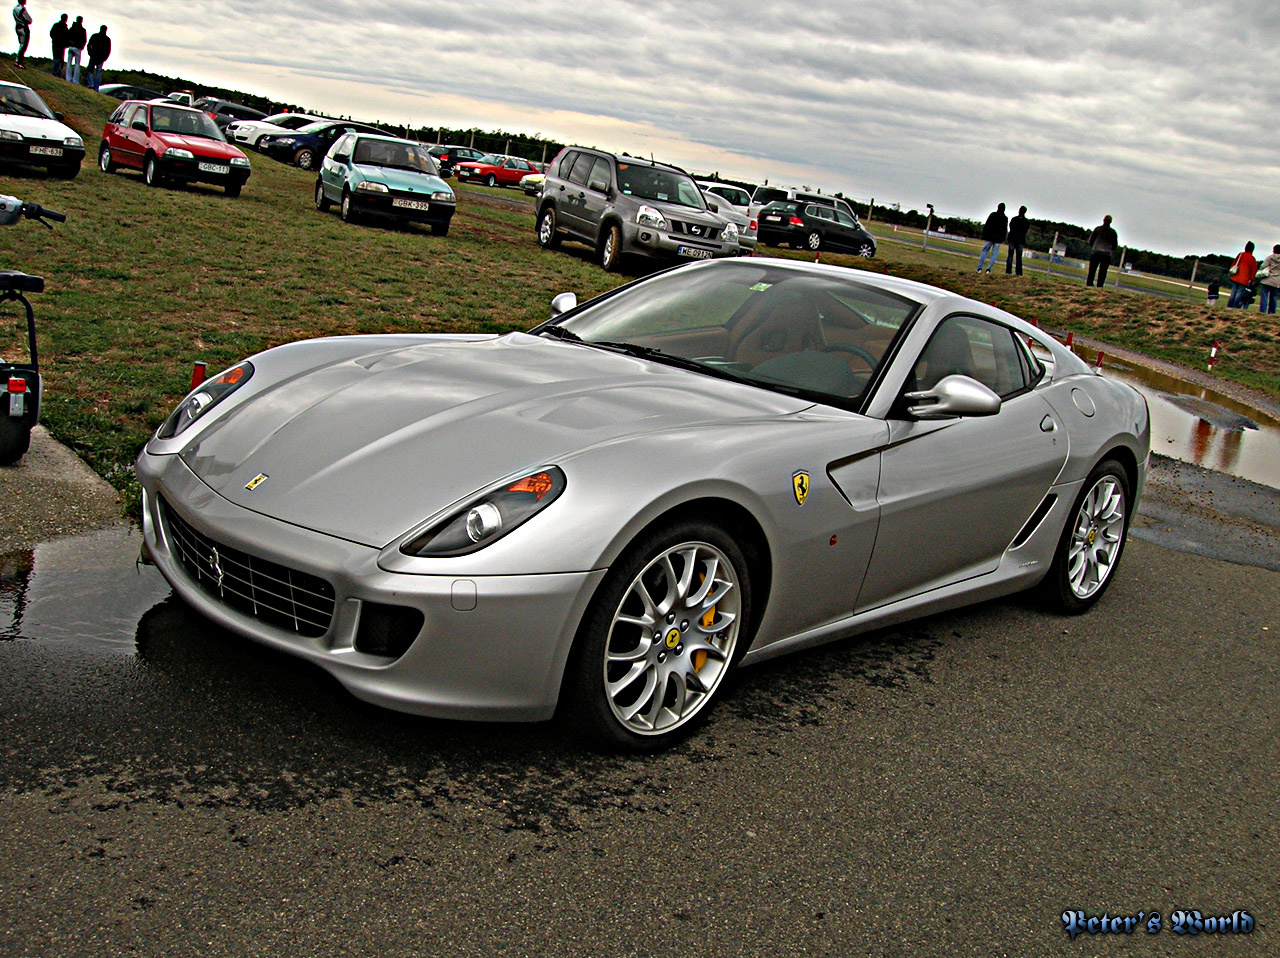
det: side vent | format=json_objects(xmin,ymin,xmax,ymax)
[{"xmin": 1011, "ymin": 494, "xmax": 1058, "ymax": 549}]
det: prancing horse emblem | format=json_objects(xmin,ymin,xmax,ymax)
[
  {"xmin": 246, "ymin": 473, "xmax": 269, "ymax": 491},
  {"xmin": 792, "ymin": 470, "xmax": 810, "ymax": 506},
  {"xmin": 209, "ymin": 546, "xmax": 225, "ymax": 594}
]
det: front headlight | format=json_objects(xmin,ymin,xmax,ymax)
[
  {"xmin": 165, "ymin": 148, "xmax": 194, "ymax": 160},
  {"xmin": 636, "ymin": 205, "xmax": 666, "ymax": 229},
  {"xmin": 156, "ymin": 361, "xmax": 254, "ymax": 439},
  {"xmin": 231, "ymin": 156, "xmax": 250, "ymax": 167},
  {"xmin": 275, "ymin": 137, "xmax": 296, "ymax": 147},
  {"xmin": 63, "ymin": 135, "xmax": 83, "ymax": 148},
  {"xmin": 722, "ymin": 221, "xmax": 739, "ymax": 240},
  {"xmin": 0, "ymin": 130, "xmax": 23, "ymax": 141},
  {"xmin": 401, "ymin": 467, "xmax": 566, "ymax": 557},
  {"xmin": 430, "ymin": 190, "xmax": 454, "ymax": 201},
  {"xmin": 356, "ymin": 181, "xmax": 389, "ymax": 193}
]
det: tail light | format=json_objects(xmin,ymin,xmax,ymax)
[
  {"xmin": 788, "ymin": 216, "xmax": 805, "ymax": 226},
  {"xmin": 750, "ymin": 218, "xmax": 758, "ymax": 230},
  {"xmin": 7, "ymin": 377, "xmax": 26, "ymax": 393}
]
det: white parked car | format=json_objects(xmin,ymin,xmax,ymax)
[
  {"xmin": 701, "ymin": 188, "xmax": 756, "ymax": 255},
  {"xmin": 696, "ymin": 180, "xmax": 752, "ymax": 212},
  {"xmin": 226, "ymin": 112, "xmax": 328, "ymax": 149}
]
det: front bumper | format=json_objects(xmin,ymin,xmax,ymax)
[
  {"xmin": 623, "ymin": 220, "xmax": 738, "ymax": 261},
  {"xmin": 0, "ymin": 139, "xmax": 85, "ymax": 172},
  {"xmin": 349, "ymin": 190, "xmax": 456, "ymax": 226},
  {"xmin": 137, "ymin": 451, "xmax": 604, "ymax": 722},
  {"xmin": 157, "ymin": 153, "xmax": 250, "ymax": 187}
]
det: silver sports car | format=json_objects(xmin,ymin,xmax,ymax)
[{"xmin": 137, "ymin": 259, "xmax": 1150, "ymax": 750}]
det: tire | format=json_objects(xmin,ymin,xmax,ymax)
[
  {"xmin": 536, "ymin": 207, "xmax": 561, "ymax": 249},
  {"xmin": 856, "ymin": 242, "xmax": 875, "ymax": 258},
  {"xmin": 485, "ymin": 173, "xmax": 496, "ymax": 188},
  {"xmin": 563, "ymin": 519, "xmax": 752, "ymax": 751},
  {"xmin": 1040, "ymin": 459, "xmax": 1131, "ymax": 614},
  {"xmin": 225, "ymin": 182, "xmax": 241, "ymax": 198},
  {"xmin": 0, "ymin": 417, "xmax": 31, "ymax": 466},
  {"xmin": 98, "ymin": 144, "xmax": 115, "ymax": 174},
  {"xmin": 294, "ymin": 147, "xmax": 315, "ymax": 171},
  {"xmin": 806, "ymin": 230, "xmax": 822, "ymax": 251},
  {"xmin": 314, "ymin": 179, "xmax": 331, "ymax": 211},
  {"xmin": 430, "ymin": 222, "xmax": 449, "ymax": 237},
  {"xmin": 143, "ymin": 155, "xmax": 162, "ymax": 187},
  {"xmin": 599, "ymin": 222, "xmax": 623, "ymax": 272},
  {"xmin": 340, "ymin": 189, "xmax": 357, "ymax": 224}
]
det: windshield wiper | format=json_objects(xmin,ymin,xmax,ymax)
[
  {"xmin": 0, "ymin": 102, "xmax": 49, "ymax": 119},
  {"xmin": 536, "ymin": 325, "xmax": 585, "ymax": 344},
  {"xmin": 593, "ymin": 341, "xmax": 754, "ymax": 383}
]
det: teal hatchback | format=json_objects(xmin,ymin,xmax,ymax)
[{"xmin": 315, "ymin": 134, "xmax": 456, "ymax": 235}]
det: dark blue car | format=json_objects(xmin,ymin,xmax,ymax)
[{"xmin": 257, "ymin": 119, "xmax": 387, "ymax": 171}]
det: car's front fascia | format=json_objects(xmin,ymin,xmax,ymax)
[
  {"xmin": 152, "ymin": 132, "xmax": 251, "ymax": 187},
  {"xmin": 0, "ymin": 114, "xmax": 85, "ymax": 175}
]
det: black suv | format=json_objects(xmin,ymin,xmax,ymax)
[
  {"xmin": 756, "ymin": 201, "xmax": 877, "ymax": 257},
  {"xmin": 535, "ymin": 146, "xmax": 738, "ymax": 271}
]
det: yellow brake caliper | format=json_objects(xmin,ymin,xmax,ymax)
[{"xmin": 694, "ymin": 572, "xmax": 712, "ymax": 672}]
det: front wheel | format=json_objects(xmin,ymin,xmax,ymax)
[
  {"xmin": 294, "ymin": 147, "xmax": 315, "ymax": 170},
  {"xmin": 599, "ymin": 223, "xmax": 623, "ymax": 272},
  {"xmin": 340, "ymin": 189, "xmax": 357, "ymax": 223},
  {"xmin": 314, "ymin": 178, "xmax": 331, "ymax": 211},
  {"xmin": 430, "ymin": 222, "xmax": 449, "ymax": 236},
  {"xmin": 536, "ymin": 207, "xmax": 561, "ymax": 248},
  {"xmin": 98, "ymin": 144, "xmax": 116, "ymax": 174},
  {"xmin": 143, "ymin": 155, "xmax": 163, "ymax": 187},
  {"xmin": 0, "ymin": 417, "xmax": 32, "ymax": 466},
  {"xmin": 225, "ymin": 182, "xmax": 241, "ymax": 198},
  {"xmin": 1040, "ymin": 459, "xmax": 1131, "ymax": 613},
  {"xmin": 856, "ymin": 242, "xmax": 875, "ymax": 258},
  {"xmin": 485, "ymin": 173, "xmax": 496, "ymax": 187},
  {"xmin": 562, "ymin": 520, "xmax": 751, "ymax": 750}
]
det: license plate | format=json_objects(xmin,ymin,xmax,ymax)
[
  {"xmin": 392, "ymin": 198, "xmax": 431, "ymax": 211},
  {"xmin": 198, "ymin": 162, "xmax": 230, "ymax": 174},
  {"xmin": 30, "ymin": 145, "xmax": 62, "ymax": 157},
  {"xmin": 763, "ymin": 215, "xmax": 782, "ymax": 222},
  {"xmin": 8, "ymin": 391, "xmax": 23, "ymax": 416},
  {"xmin": 677, "ymin": 246, "xmax": 714, "ymax": 260}
]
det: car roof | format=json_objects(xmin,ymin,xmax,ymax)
[
  {"xmin": 351, "ymin": 133, "xmax": 427, "ymax": 147},
  {"xmin": 0, "ymin": 80, "xmax": 34, "ymax": 92},
  {"xmin": 139, "ymin": 99, "xmax": 204, "ymax": 114}
]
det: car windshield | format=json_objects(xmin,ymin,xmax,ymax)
[
  {"xmin": 0, "ymin": 86, "xmax": 54, "ymax": 120},
  {"xmin": 616, "ymin": 164, "xmax": 705, "ymax": 209},
  {"xmin": 551, "ymin": 261, "xmax": 921, "ymax": 407},
  {"xmin": 151, "ymin": 106, "xmax": 225, "ymax": 140},
  {"xmin": 353, "ymin": 139, "xmax": 440, "ymax": 174}
]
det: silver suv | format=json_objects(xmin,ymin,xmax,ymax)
[{"xmin": 536, "ymin": 147, "xmax": 739, "ymax": 271}]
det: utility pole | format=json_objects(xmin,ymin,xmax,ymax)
[
  {"xmin": 1188, "ymin": 258, "xmax": 1199, "ymax": 297},
  {"xmin": 1116, "ymin": 247, "xmax": 1126, "ymax": 287},
  {"xmin": 923, "ymin": 204, "xmax": 934, "ymax": 249}
]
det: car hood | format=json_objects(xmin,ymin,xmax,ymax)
[
  {"xmin": 180, "ymin": 333, "xmax": 806, "ymax": 547},
  {"xmin": 355, "ymin": 164, "xmax": 450, "ymax": 194},
  {"xmin": 1, "ymin": 114, "xmax": 79, "ymax": 141},
  {"xmin": 154, "ymin": 134, "xmax": 245, "ymax": 160}
]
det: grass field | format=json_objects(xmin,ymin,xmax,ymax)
[{"xmin": 2, "ymin": 64, "xmax": 1278, "ymax": 514}]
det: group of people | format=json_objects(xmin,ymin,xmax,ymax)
[
  {"xmin": 977, "ymin": 203, "xmax": 1120, "ymax": 287},
  {"xmin": 1224, "ymin": 242, "xmax": 1280, "ymax": 313},
  {"xmin": 11, "ymin": 0, "xmax": 110, "ymax": 90}
]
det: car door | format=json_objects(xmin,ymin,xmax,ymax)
[
  {"xmin": 855, "ymin": 314, "xmax": 1067, "ymax": 612},
  {"xmin": 116, "ymin": 103, "xmax": 148, "ymax": 169},
  {"xmin": 828, "ymin": 208, "xmax": 862, "ymax": 252},
  {"xmin": 321, "ymin": 133, "xmax": 356, "ymax": 201},
  {"xmin": 554, "ymin": 151, "xmax": 595, "ymax": 237},
  {"xmin": 502, "ymin": 157, "xmax": 532, "ymax": 186}
]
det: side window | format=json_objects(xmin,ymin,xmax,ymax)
[
  {"xmin": 331, "ymin": 134, "xmax": 354, "ymax": 161},
  {"xmin": 833, "ymin": 210, "xmax": 857, "ymax": 228},
  {"xmin": 566, "ymin": 152, "xmax": 593, "ymax": 186},
  {"xmin": 585, "ymin": 156, "xmax": 612, "ymax": 192},
  {"xmin": 914, "ymin": 316, "xmax": 1030, "ymax": 397},
  {"xmin": 122, "ymin": 104, "xmax": 142, "ymax": 127}
]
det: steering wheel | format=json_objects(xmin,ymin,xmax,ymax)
[{"xmin": 821, "ymin": 343, "xmax": 879, "ymax": 368}]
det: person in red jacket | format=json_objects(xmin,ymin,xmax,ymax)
[{"xmin": 1227, "ymin": 241, "xmax": 1258, "ymax": 309}]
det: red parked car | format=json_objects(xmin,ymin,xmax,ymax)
[
  {"xmin": 98, "ymin": 100, "xmax": 252, "ymax": 197},
  {"xmin": 453, "ymin": 154, "xmax": 538, "ymax": 188}
]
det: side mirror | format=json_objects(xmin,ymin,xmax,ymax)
[
  {"xmin": 588, "ymin": 177, "xmax": 609, "ymax": 193},
  {"xmin": 708, "ymin": 201, "xmax": 719, "ymax": 213},
  {"xmin": 53, "ymin": 111, "xmax": 64, "ymax": 122},
  {"xmin": 131, "ymin": 120, "xmax": 147, "ymax": 132},
  {"xmin": 332, "ymin": 153, "xmax": 349, "ymax": 164},
  {"xmin": 903, "ymin": 375, "xmax": 1002, "ymax": 420},
  {"xmin": 549, "ymin": 292, "xmax": 577, "ymax": 319}
]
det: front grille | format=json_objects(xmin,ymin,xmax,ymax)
[
  {"xmin": 670, "ymin": 220, "xmax": 721, "ymax": 241},
  {"xmin": 160, "ymin": 498, "xmax": 336, "ymax": 638}
]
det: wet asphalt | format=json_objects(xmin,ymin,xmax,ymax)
[{"xmin": 1, "ymin": 498, "xmax": 1277, "ymax": 955}]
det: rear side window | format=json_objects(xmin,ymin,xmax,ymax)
[
  {"xmin": 566, "ymin": 152, "xmax": 595, "ymax": 186},
  {"xmin": 752, "ymin": 187, "xmax": 787, "ymax": 206}
]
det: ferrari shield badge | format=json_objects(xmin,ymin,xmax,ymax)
[
  {"xmin": 792, "ymin": 470, "xmax": 810, "ymax": 506},
  {"xmin": 245, "ymin": 473, "xmax": 269, "ymax": 491}
]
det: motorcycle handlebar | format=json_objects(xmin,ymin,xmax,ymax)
[{"xmin": 22, "ymin": 203, "xmax": 66, "ymax": 224}]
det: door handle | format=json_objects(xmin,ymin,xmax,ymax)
[{"xmin": 1040, "ymin": 415, "xmax": 1057, "ymax": 433}]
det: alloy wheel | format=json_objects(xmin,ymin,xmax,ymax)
[{"xmin": 1065, "ymin": 475, "xmax": 1126, "ymax": 599}]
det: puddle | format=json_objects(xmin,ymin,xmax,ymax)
[
  {"xmin": 0, "ymin": 526, "xmax": 171, "ymax": 651},
  {"xmin": 1066, "ymin": 348, "xmax": 1280, "ymax": 491}
]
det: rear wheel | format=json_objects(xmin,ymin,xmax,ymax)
[
  {"xmin": 314, "ymin": 179, "xmax": 331, "ymax": 211},
  {"xmin": 1040, "ymin": 459, "xmax": 1131, "ymax": 613},
  {"xmin": 98, "ymin": 144, "xmax": 116, "ymax": 174},
  {"xmin": 563, "ymin": 520, "xmax": 751, "ymax": 750},
  {"xmin": 599, "ymin": 223, "xmax": 623, "ymax": 272},
  {"xmin": 536, "ymin": 207, "xmax": 561, "ymax": 248},
  {"xmin": 0, "ymin": 417, "xmax": 31, "ymax": 466},
  {"xmin": 806, "ymin": 230, "xmax": 822, "ymax": 251},
  {"xmin": 294, "ymin": 147, "xmax": 315, "ymax": 170}
]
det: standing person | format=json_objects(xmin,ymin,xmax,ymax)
[
  {"xmin": 84, "ymin": 22, "xmax": 107, "ymax": 90},
  {"xmin": 1086, "ymin": 214, "xmax": 1118, "ymax": 287},
  {"xmin": 63, "ymin": 13, "xmax": 84, "ymax": 83},
  {"xmin": 1227, "ymin": 241, "xmax": 1259, "ymax": 309},
  {"xmin": 1005, "ymin": 205, "xmax": 1029, "ymax": 276},
  {"xmin": 1257, "ymin": 244, "xmax": 1280, "ymax": 314},
  {"xmin": 12, "ymin": 0, "xmax": 32, "ymax": 68},
  {"xmin": 48, "ymin": 11, "xmax": 66, "ymax": 76},
  {"xmin": 976, "ymin": 202, "xmax": 1007, "ymax": 274}
]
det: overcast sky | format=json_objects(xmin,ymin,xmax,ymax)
[{"xmin": 78, "ymin": 0, "xmax": 1275, "ymax": 257}]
